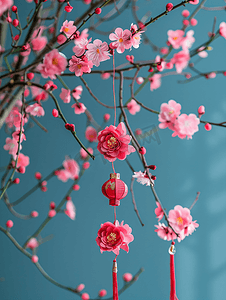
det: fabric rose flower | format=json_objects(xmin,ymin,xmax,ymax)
[
  {"xmin": 97, "ymin": 122, "xmax": 135, "ymax": 162},
  {"xmin": 96, "ymin": 220, "xmax": 134, "ymax": 255}
]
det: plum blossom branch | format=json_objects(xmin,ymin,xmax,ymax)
[
  {"xmin": 0, "ymin": 226, "xmax": 77, "ymax": 293},
  {"xmin": 130, "ymin": 177, "xmax": 144, "ymax": 226}
]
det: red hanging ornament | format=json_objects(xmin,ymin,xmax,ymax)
[
  {"xmin": 169, "ymin": 242, "xmax": 179, "ymax": 300},
  {"xmin": 102, "ymin": 173, "xmax": 128, "ymax": 206},
  {"xmin": 112, "ymin": 258, "xmax": 119, "ymax": 300}
]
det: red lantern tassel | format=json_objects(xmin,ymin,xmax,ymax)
[
  {"xmin": 112, "ymin": 258, "xmax": 119, "ymax": 300},
  {"xmin": 169, "ymin": 242, "xmax": 178, "ymax": 300}
]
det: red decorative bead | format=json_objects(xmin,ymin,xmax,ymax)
[{"xmin": 102, "ymin": 173, "xmax": 128, "ymax": 206}]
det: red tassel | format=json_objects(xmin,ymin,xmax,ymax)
[
  {"xmin": 169, "ymin": 242, "xmax": 178, "ymax": 300},
  {"xmin": 112, "ymin": 258, "xmax": 119, "ymax": 300}
]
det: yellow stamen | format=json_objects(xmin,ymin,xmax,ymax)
[
  {"xmin": 64, "ymin": 28, "xmax": 69, "ymax": 32},
  {"xmin": 52, "ymin": 58, "xmax": 58, "ymax": 66},
  {"xmin": 77, "ymin": 64, "xmax": 82, "ymax": 69},
  {"xmin": 107, "ymin": 232, "xmax": 117, "ymax": 244},
  {"xmin": 96, "ymin": 49, "xmax": 100, "ymax": 54},
  {"xmin": 119, "ymin": 38, "xmax": 123, "ymax": 43},
  {"xmin": 176, "ymin": 217, "xmax": 183, "ymax": 225},
  {"xmin": 107, "ymin": 137, "xmax": 117, "ymax": 148},
  {"xmin": 168, "ymin": 110, "xmax": 174, "ymax": 115},
  {"xmin": 173, "ymin": 37, "xmax": 178, "ymax": 40}
]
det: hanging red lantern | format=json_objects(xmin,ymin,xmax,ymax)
[{"xmin": 102, "ymin": 173, "xmax": 128, "ymax": 206}]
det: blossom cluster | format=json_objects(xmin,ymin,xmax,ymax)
[
  {"xmin": 158, "ymin": 99, "xmax": 200, "ymax": 139},
  {"xmin": 155, "ymin": 204, "xmax": 199, "ymax": 242}
]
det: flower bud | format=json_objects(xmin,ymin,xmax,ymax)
[
  {"xmin": 95, "ymin": 7, "xmax": 102, "ymax": 14},
  {"xmin": 166, "ymin": 3, "xmax": 173, "ymax": 11},
  {"xmin": 6, "ymin": 220, "xmax": 14, "ymax": 228},
  {"xmin": 204, "ymin": 123, "xmax": 212, "ymax": 131}
]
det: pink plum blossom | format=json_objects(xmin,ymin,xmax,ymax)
[
  {"xmin": 27, "ymin": 238, "xmax": 39, "ymax": 250},
  {"xmin": 97, "ymin": 122, "xmax": 135, "ymax": 162},
  {"xmin": 85, "ymin": 126, "xmax": 97, "ymax": 142},
  {"xmin": 72, "ymin": 85, "xmax": 83, "ymax": 100},
  {"xmin": 69, "ymin": 55, "xmax": 93, "ymax": 76},
  {"xmin": 12, "ymin": 153, "xmax": 30, "ymax": 170},
  {"xmin": 26, "ymin": 104, "xmax": 45, "ymax": 117},
  {"xmin": 155, "ymin": 223, "xmax": 177, "ymax": 241},
  {"xmin": 4, "ymin": 138, "xmax": 21, "ymax": 157},
  {"xmin": 74, "ymin": 28, "xmax": 89, "ymax": 43},
  {"xmin": 167, "ymin": 30, "xmax": 184, "ymax": 49},
  {"xmin": 168, "ymin": 205, "xmax": 199, "ymax": 241},
  {"xmin": 31, "ymin": 26, "xmax": 47, "ymax": 52},
  {"xmin": 37, "ymin": 49, "xmax": 67, "ymax": 79},
  {"xmin": 86, "ymin": 39, "xmax": 110, "ymax": 67},
  {"xmin": 30, "ymin": 86, "xmax": 48, "ymax": 102},
  {"xmin": 109, "ymin": 28, "xmax": 133, "ymax": 53},
  {"xmin": 80, "ymin": 147, "xmax": 93, "ymax": 159},
  {"xmin": 12, "ymin": 130, "xmax": 26, "ymax": 142},
  {"xmin": 63, "ymin": 158, "xmax": 80, "ymax": 179},
  {"xmin": 71, "ymin": 103, "xmax": 86, "ymax": 114},
  {"xmin": 0, "ymin": 0, "xmax": 13, "ymax": 16},
  {"xmin": 73, "ymin": 37, "xmax": 91, "ymax": 56},
  {"xmin": 55, "ymin": 170, "xmax": 70, "ymax": 182},
  {"xmin": 197, "ymin": 46, "xmax": 208, "ymax": 58},
  {"xmin": 65, "ymin": 200, "xmax": 76, "ymax": 220},
  {"xmin": 130, "ymin": 23, "xmax": 143, "ymax": 49},
  {"xmin": 96, "ymin": 220, "xmax": 134, "ymax": 255},
  {"xmin": 171, "ymin": 50, "xmax": 190, "ymax": 73},
  {"xmin": 158, "ymin": 99, "xmax": 181, "ymax": 130},
  {"xmin": 127, "ymin": 99, "xmax": 141, "ymax": 115},
  {"xmin": 149, "ymin": 74, "xmax": 161, "ymax": 91},
  {"xmin": 172, "ymin": 113, "xmax": 200, "ymax": 139},
  {"xmin": 219, "ymin": 22, "xmax": 226, "ymax": 39},
  {"xmin": 155, "ymin": 202, "xmax": 164, "ymax": 222},
  {"xmin": 60, "ymin": 20, "xmax": 76, "ymax": 38},
  {"xmin": 132, "ymin": 171, "xmax": 154, "ymax": 186},
  {"xmin": 168, "ymin": 205, "xmax": 192, "ymax": 233},
  {"xmin": 182, "ymin": 30, "xmax": 195, "ymax": 50},
  {"xmin": 60, "ymin": 88, "xmax": 71, "ymax": 103}
]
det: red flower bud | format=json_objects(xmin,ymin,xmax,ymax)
[
  {"xmin": 65, "ymin": 123, "xmax": 75, "ymax": 132},
  {"xmin": 95, "ymin": 7, "xmax": 102, "ymax": 14},
  {"xmin": 12, "ymin": 19, "xmax": 19, "ymax": 27},
  {"xmin": 12, "ymin": 5, "xmax": 18, "ymax": 13},
  {"xmin": 166, "ymin": 3, "xmax": 173, "ymax": 12}
]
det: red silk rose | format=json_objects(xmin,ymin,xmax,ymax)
[
  {"xmin": 96, "ymin": 220, "xmax": 134, "ymax": 255},
  {"xmin": 97, "ymin": 122, "xmax": 136, "ymax": 162}
]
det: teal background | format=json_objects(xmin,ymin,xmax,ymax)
[{"xmin": 1, "ymin": 0, "xmax": 226, "ymax": 299}]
